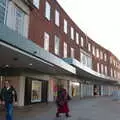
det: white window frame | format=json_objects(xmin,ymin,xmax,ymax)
[
  {"xmin": 105, "ymin": 66, "xmax": 107, "ymax": 75},
  {"xmin": 111, "ymin": 68, "xmax": 113, "ymax": 77},
  {"xmin": 0, "ymin": 0, "xmax": 8, "ymax": 24},
  {"xmin": 96, "ymin": 48, "xmax": 99, "ymax": 58},
  {"xmin": 54, "ymin": 35, "xmax": 60, "ymax": 55},
  {"xmin": 104, "ymin": 53, "xmax": 107, "ymax": 61},
  {"xmin": 55, "ymin": 9, "xmax": 60, "ymax": 26},
  {"xmin": 88, "ymin": 43, "xmax": 91, "ymax": 52},
  {"xmin": 71, "ymin": 27, "xmax": 74, "ymax": 40},
  {"xmin": 92, "ymin": 46, "xmax": 95, "ymax": 56},
  {"xmin": 101, "ymin": 64, "xmax": 104, "ymax": 74},
  {"xmin": 97, "ymin": 63, "xmax": 100, "ymax": 73},
  {"xmin": 33, "ymin": 0, "xmax": 40, "ymax": 8},
  {"xmin": 80, "ymin": 49, "xmax": 92, "ymax": 68},
  {"xmin": 44, "ymin": 32, "xmax": 49, "ymax": 51},
  {"xmin": 100, "ymin": 51, "xmax": 103, "ymax": 59},
  {"xmin": 64, "ymin": 19, "xmax": 67, "ymax": 33},
  {"xmin": 76, "ymin": 32, "xmax": 79, "ymax": 44},
  {"xmin": 71, "ymin": 47, "xmax": 74, "ymax": 58},
  {"xmin": 81, "ymin": 37, "xmax": 84, "ymax": 47},
  {"xmin": 64, "ymin": 42, "xmax": 67, "ymax": 58},
  {"xmin": 15, "ymin": 6, "xmax": 25, "ymax": 36},
  {"xmin": 45, "ymin": 1, "xmax": 51, "ymax": 20},
  {"xmin": 114, "ymin": 70, "xmax": 116, "ymax": 78}
]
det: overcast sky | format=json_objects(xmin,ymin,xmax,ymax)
[{"xmin": 57, "ymin": 0, "xmax": 120, "ymax": 59}]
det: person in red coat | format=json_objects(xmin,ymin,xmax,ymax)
[{"xmin": 56, "ymin": 85, "xmax": 71, "ymax": 117}]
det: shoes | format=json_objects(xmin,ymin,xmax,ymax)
[
  {"xmin": 56, "ymin": 113, "xmax": 60, "ymax": 118},
  {"xmin": 66, "ymin": 114, "xmax": 71, "ymax": 117}
]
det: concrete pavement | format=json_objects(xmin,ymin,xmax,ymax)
[{"xmin": 1, "ymin": 97, "xmax": 120, "ymax": 120}]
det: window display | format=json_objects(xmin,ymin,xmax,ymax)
[{"xmin": 31, "ymin": 81, "xmax": 42, "ymax": 102}]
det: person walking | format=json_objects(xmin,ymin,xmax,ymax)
[
  {"xmin": 0, "ymin": 80, "xmax": 17, "ymax": 120},
  {"xmin": 56, "ymin": 85, "xmax": 71, "ymax": 118}
]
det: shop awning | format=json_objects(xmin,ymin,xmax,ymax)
[
  {"xmin": 0, "ymin": 23, "xmax": 76, "ymax": 75},
  {"xmin": 63, "ymin": 58, "xmax": 118, "ymax": 84}
]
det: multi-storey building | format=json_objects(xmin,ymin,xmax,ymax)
[{"xmin": 0, "ymin": 0, "xmax": 120, "ymax": 106}]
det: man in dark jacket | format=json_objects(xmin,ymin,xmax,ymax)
[{"xmin": 0, "ymin": 80, "xmax": 17, "ymax": 120}]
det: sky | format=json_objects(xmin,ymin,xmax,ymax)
[{"xmin": 57, "ymin": 0, "xmax": 120, "ymax": 59}]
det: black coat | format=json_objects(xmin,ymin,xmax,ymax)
[{"xmin": 0, "ymin": 86, "xmax": 17, "ymax": 104}]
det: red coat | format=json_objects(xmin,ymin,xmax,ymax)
[
  {"xmin": 57, "ymin": 102, "xmax": 69, "ymax": 113},
  {"xmin": 56, "ymin": 88, "xmax": 70, "ymax": 113}
]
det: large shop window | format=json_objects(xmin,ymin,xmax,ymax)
[
  {"xmin": 31, "ymin": 81, "xmax": 42, "ymax": 103},
  {"xmin": 24, "ymin": 78, "xmax": 48, "ymax": 105},
  {"xmin": 0, "ymin": 0, "xmax": 7, "ymax": 24}
]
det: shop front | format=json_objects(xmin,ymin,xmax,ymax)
[
  {"xmin": 24, "ymin": 77, "xmax": 48, "ymax": 105},
  {"xmin": 70, "ymin": 81, "xmax": 80, "ymax": 97}
]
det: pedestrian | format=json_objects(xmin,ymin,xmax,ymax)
[
  {"xmin": 56, "ymin": 85, "xmax": 71, "ymax": 118},
  {"xmin": 0, "ymin": 80, "xmax": 17, "ymax": 120}
]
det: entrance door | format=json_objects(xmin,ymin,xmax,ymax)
[{"xmin": 41, "ymin": 81, "xmax": 48, "ymax": 102}]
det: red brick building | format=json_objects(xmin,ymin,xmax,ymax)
[{"xmin": 0, "ymin": 0, "xmax": 120, "ymax": 106}]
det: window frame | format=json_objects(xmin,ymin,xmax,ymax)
[
  {"xmin": 45, "ymin": 1, "xmax": 51, "ymax": 20},
  {"xmin": 0, "ymin": 0, "xmax": 8, "ymax": 24},
  {"xmin": 54, "ymin": 35, "xmax": 60, "ymax": 55},
  {"xmin": 44, "ymin": 32, "xmax": 50, "ymax": 51},
  {"xmin": 70, "ymin": 27, "xmax": 74, "ymax": 40},
  {"xmin": 71, "ymin": 47, "xmax": 74, "ymax": 58},
  {"xmin": 76, "ymin": 32, "xmax": 79, "ymax": 44},
  {"xmin": 64, "ymin": 19, "xmax": 67, "ymax": 34},
  {"xmin": 55, "ymin": 9, "xmax": 60, "ymax": 26},
  {"xmin": 64, "ymin": 42, "xmax": 67, "ymax": 58},
  {"xmin": 81, "ymin": 37, "xmax": 84, "ymax": 47},
  {"xmin": 33, "ymin": 0, "xmax": 40, "ymax": 8}
]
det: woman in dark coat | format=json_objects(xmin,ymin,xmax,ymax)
[{"xmin": 56, "ymin": 86, "xmax": 71, "ymax": 117}]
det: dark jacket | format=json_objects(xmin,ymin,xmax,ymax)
[{"xmin": 0, "ymin": 86, "xmax": 17, "ymax": 104}]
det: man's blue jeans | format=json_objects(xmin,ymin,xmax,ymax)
[{"xmin": 5, "ymin": 103, "xmax": 13, "ymax": 120}]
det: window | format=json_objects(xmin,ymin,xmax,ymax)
[
  {"xmin": 97, "ymin": 63, "xmax": 100, "ymax": 73},
  {"xmin": 80, "ymin": 50, "xmax": 92, "ymax": 68},
  {"xmin": 45, "ymin": 1, "xmax": 51, "ymax": 20},
  {"xmin": 33, "ymin": 0, "xmax": 40, "ymax": 8},
  {"xmin": 54, "ymin": 35, "xmax": 60, "ymax": 55},
  {"xmin": 100, "ymin": 51, "xmax": 103, "ymax": 59},
  {"xmin": 92, "ymin": 46, "xmax": 95, "ymax": 56},
  {"xmin": 15, "ymin": 7, "xmax": 25, "ymax": 35},
  {"xmin": 104, "ymin": 53, "xmax": 107, "ymax": 61},
  {"xmin": 113, "ymin": 60, "xmax": 115, "ymax": 66},
  {"xmin": 71, "ymin": 48, "xmax": 74, "ymax": 58},
  {"xmin": 44, "ymin": 32, "xmax": 49, "ymax": 51},
  {"xmin": 81, "ymin": 37, "xmax": 84, "ymax": 47},
  {"xmin": 0, "ymin": 0, "xmax": 7, "ymax": 24},
  {"xmin": 110, "ymin": 56, "xmax": 112, "ymax": 64},
  {"xmin": 31, "ymin": 80, "xmax": 42, "ymax": 102},
  {"xmin": 114, "ymin": 70, "xmax": 116, "ymax": 78},
  {"xmin": 105, "ymin": 66, "xmax": 107, "ymax": 75},
  {"xmin": 55, "ymin": 9, "xmax": 60, "ymax": 26},
  {"xmin": 110, "ymin": 68, "xmax": 113, "ymax": 77},
  {"xmin": 88, "ymin": 43, "xmax": 91, "ymax": 52},
  {"xmin": 64, "ymin": 42, "xmax": 67, "ymax": 58},
  {"xmin": 96, "ymin": 48, "xmax": 99, "ymax": 58},
  {"xmin": 101, "ymin": 64, "xmax": 104, "ymax": 74},
  {"xmin": 64, "ymin": 19, "xmax": 67, "ymax": 33},
  {"xmin": 71, "ymin": 27, "xmax": 74, "ymax": 40},
  {"xmin": 76, "ymin": 32, "xmax": 79, "ymax": 44}
]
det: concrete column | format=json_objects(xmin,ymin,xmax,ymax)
[
  {"xmin": 81, "ymin": 84, "xmax": 84, "ymax": 98},
  {"xmin": 18, "ymin": 76, "xmax": 25, "ymax": 106},
  {"xmin": 48, "ymin": 79, "xmax": 54, "ymax": 102}
]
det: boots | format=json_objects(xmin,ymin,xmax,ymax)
[
  {"xmin": 66, "ymin": 113, "xmax": 71, "ymax": 117},
  {"xmin": 56, "ymin": 112, "xmax": 60, "ymax": 117}
]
